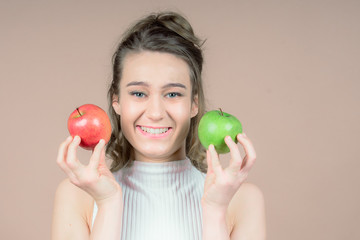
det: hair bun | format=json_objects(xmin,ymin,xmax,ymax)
[{"xmin": 154, "ymin": 11, "xmax": 204, "ymax": 48}]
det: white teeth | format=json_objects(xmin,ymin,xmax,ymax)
[{"xmin": 140, "ymin": 126, "xmax": 169, "ymax": 134}]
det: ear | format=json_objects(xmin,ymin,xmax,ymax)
[
  {"xmin": 191, "ymin": 94, "xmax": 199, "ymax": 118},
  {"xmin": 112, "ymin": 94, "xmax": 121, "ymax": 115}
]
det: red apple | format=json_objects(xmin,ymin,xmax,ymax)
[{"xmin": 67, "ymin": 104, "xmax": 112, "ymax": 150}]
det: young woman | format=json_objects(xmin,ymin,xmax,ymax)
[{"xmin": 52, "ymin": 11, "xmax": 266, "ymax": 240}]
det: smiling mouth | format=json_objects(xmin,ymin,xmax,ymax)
[{"xmin": 138, "ymin": 126, "xmax": 172, "ymax": 135}]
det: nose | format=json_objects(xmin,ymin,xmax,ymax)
[{"xmin": 145, "ymin": 95, "xmax": 165, "ymax": 121}]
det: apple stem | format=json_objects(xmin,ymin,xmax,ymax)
[
  {"xmin": 76, "ymin": 108, "xmax": 82, "ymax": 116},
  {"xmin": 219, "ymin": 108, "xmax": 224, "ymax": 116}
]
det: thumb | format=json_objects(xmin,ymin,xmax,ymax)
[
  {"xmin": 89, "ymin": 139, "xmax": 105, "ymax": 169},
  {"xmin": 204, "ymin": 150, "xmax": 215, "ymax": 191},
  {"xmin": 206, "ymin": 150, "xmax": 213, "ymax": 175},
  {"xmin": 99, "ymin": 145, "xmax": 106, "ymax": 166}
]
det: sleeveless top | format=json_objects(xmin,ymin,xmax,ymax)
[{"xmin": 91, "ymin": 157, "xmax": 206, "ymax": 240}]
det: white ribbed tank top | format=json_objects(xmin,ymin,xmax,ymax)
[{"xmin": 91, "ymin": 157, "xmax": 206, "ymax": 240}]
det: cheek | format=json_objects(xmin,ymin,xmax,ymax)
[
  {"xmin": 119, "ymin": 99, "xmax": 142, "ymax": 130},
  {"xmin": 122, "ymin": 103, "xmax": 139, "ymax": 118},
  {"xmin": 119, "ymin": 106, "xmax": 138, "ymax": 145},
  {"xmin": 168, "ymin": 102, "xmax": 192, "ymax": 127}
]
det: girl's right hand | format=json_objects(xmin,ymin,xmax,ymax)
[{"xmin": 56, "ymin": 135, "xmax": 122, "ymax": 205}]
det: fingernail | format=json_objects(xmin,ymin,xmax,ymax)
[{"xmin": 226, "ymin": 136, "xmax": 231, "ymax": 141}]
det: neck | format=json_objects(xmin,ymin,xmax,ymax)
[
  {"xmin": 122, "ymin": 157, "xmax": 193, "ymax": 190},
  {"xmin": 133, "ymin": 145, "xmax": 186, "ymax": 163}
]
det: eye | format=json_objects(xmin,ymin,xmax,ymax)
[
  {"xmin": 130, "ymin": 91, "xmax": 146, "ymax": 98},
  {"xmin": 166, "ymin": 92, "xmax": 182, "ymax": 98}
]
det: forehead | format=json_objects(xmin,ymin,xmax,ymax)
[{"xmin": 120, "ymin": 51, "xmax": 191, "ymax": 88}]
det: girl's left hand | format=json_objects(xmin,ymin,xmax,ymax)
[{"xmin": 201, "ymin": 133, "xmax": 257, "ymax": 211}]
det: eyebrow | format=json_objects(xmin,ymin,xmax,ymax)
[{"xmin": 126, "ymin": 81, "xmax": 187, "ymax": 89}]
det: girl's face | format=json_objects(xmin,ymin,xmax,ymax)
[{"xmin": 112, "ymin": 51, "xmax": 198, "ymax": 163}]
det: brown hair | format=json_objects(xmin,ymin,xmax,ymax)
[{"xmin": 106, "ymin": 11, "xmax": 207, "ymax": 173}]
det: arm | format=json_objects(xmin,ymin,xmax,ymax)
[
  {"xmin": 52, "ymin": 136, "xmax": 123, "ymax": 240},
  {"xmin": 201, "ymin": 204, "xmax": 231, "ymax": 240},
  {"xmin": 51, "ymin": 178, "xmax": 93, "ymax": 240},
  {"xmin": 202, "ymin": 183, "xmax": 266, "ymax": 240},
  {"xmin": 51, "ymin": 179, "xmax": 123, "ymax": 240},
  {"xmin": 90, "ymin": 191, "xmax": 123, "ymax": 240},
  {"xmin": 202, "ymin": 133, "xmax": 263, "ymax": 240}
]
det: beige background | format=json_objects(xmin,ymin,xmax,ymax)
[{"xmin": 1, "ymin": 0, "xmax": 359, "ymax": 239}]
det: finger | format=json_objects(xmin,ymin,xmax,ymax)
[
  {"xmin": 208, "ymin": 144, "xmax": 223, "ymax": 176},
  {"xmin": 236, "ymin": 133, "xmax": 257, "ymax": 173},
  {"xmin": 224, "ymin": 136, "xmax": 243, "ymax": 173},
  {"xmin": 56, "ymin": 136, "xmax": 72, "ymax": 166},
  {"xmin": 206, "ymin": 149, "xmax": 213, "ymax": 175},
  {"xmin": 89, "ymin": 139, "xmax": 105, "ymax": 169},
  {"xmin": 56, "ymin": 136, "xmax": 76, "ymax": 177},
  {"xmin": 240, "ymin": 155, "xmax": 247, "ymax": 169},
  {"xmin": 66, "ymin": 135, "xmax": 83, "ymax": 172}
]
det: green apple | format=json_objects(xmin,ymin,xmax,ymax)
[{"xmin": 198, "ymin": 109, "xmax": 243, "ymax": 154}]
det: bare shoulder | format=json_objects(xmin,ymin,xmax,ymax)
[
  {"xmin": 233, "ymin": 182, "xmax": 264, "ymax": 203},
  {"xmin": 51, "ymin": 178, "xmax": 95, "ymax": 240},
  {"xmin": 228, "ymin": 182, "xmax": 266, "ymax": 240},
  {"xmin": 55, "ymin": 178, "xmax": 94, "ymax": 208}
]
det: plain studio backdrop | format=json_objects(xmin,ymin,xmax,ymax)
[{"xmin": 1, "ymin": 0, "xmax": 359, "ymax": 239}]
